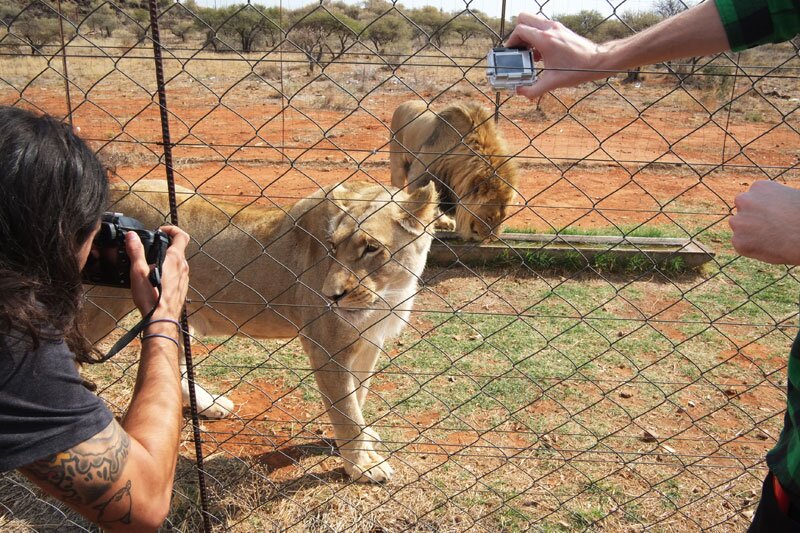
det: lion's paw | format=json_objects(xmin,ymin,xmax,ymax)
[
  {"xmin": 344, "ymin": 455, "xmax": 394, "ymax": 484},
  {"xmin": 183, "ymin": 380, "xmax": 234, "ymax": 419},
  {"xmin": 199, "ymin": 394, "xmax": 234, "ymax": 419},
  {"xmin": 434, "ymin": 214, "xmax": 457, "ymax": 232}
]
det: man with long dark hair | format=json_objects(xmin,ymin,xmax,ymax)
[
  {"xmin": 0, "ymin": 106, "xmax": 191, "ymax": 531},
  {"xmin": 507, "ymin": 1, "xmax": 798, "ymax": 529}
]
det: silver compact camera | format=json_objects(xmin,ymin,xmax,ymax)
[{"xmin": 486, "ymin": 47, "xmax": 536, "ymax": 90}]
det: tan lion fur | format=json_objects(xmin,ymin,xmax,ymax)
[
  {"xmin": 81, "ymin": 179, "xmax": 438, "ymax": 483},
  {"xmin": 390, "ymin": 100, "xmax": 518, "ymax": 241}
]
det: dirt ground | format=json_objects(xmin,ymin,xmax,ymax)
[{"xmin": 3, "ymin": 58, "xmax": 797, "ymax": 233}]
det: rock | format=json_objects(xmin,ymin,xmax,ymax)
[
  {"xmin": 642, "ymin": 429, "xmax": 658, "ymax": 443},
  {"xmin": 619, "ymin": 391, "xmax": 633, "ymax": 399}
]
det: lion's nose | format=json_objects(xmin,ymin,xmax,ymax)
[{"xmin": 326, "ymin": 289, "xmax": 347, "ymax": 303}]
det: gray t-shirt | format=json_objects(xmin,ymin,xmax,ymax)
[{"xmin": 0, "ymin": 331, "xmax": 113, "ymax": 472}]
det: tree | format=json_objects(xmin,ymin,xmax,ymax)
[
  {"xmin": 325, "ymin": 10, "xmax": 362, "ymax": 59},
  {"xmin": 129, "ymin": 8, "xmax": 151, "ymax": 41},
  {"xmin": 198, "ymin": 4, "xmax": 282, "ymax": 53},
  {"xmin": 17, "ymin": 16, "xmax": 62, "ymax": 54},
  {"xmin": 86, "ymin": 2, "xmax": 121, "ymax": 38},
  {"xmin": 160, "ymin": 1, "xmax": 200, "ymax": 43},
  {"xmin": 654, "ymin": 0, "xmax": 691, "ymax": 18},
  {"xmin": 169, "ymin": 19, "xmax": 195, "ymax": 42},
  {"xmin": 323, "ymin": 0, "xmax": 360, "ymax": 21},
  {"xmin": 8, "ymin": 1, "xmax": 64, "ymax": 55},
  {"xmin": 363, "ymin": 13, "xmax": 410, "ymax": 54},
  {"xmin": 0, "ymin": 2, "xmax": 18, "ymax": 25},
  {"xmin": 289, "ymin": 8, "xmax": 360, "ymax": 73},
  {"xmin": 408, "ymin": 6, "xmax": 451, "ymax": 47},
  {"xmin": 450, "ymin": 15, "xmax": 488, "ymax": 46},
  {"xmin": 554, "ymin": 10, "xmax": 605, "ymax": 38},
  {"xmin": 362, "ymin": 0, "xmax": 394, "ymax": 19}
]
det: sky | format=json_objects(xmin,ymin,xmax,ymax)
[{"xmin": 194, "ymin": 0, "xmax": 663, "ymax": 19}]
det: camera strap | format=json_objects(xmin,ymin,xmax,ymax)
[{"xmin": 96, "ymin": 269, "xmax": 165, "ymax": 363}]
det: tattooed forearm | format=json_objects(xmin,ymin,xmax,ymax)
[
  {"xmin": 94, "ymin": 479, "xmax": 133, "ymax": 527},
  {"xmin": 21, "ymin": 420, "xmax": 130, "ymax": 505}
]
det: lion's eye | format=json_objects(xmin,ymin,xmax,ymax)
[{"xmin": 362, "ymin": 243, "xmax": 380, "ymax": 257}]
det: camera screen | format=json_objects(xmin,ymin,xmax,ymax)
[{"xmin": 495, "ymin": 54, "xmax": 525, "ymax": 73}]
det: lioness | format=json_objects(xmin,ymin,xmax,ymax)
[
  {"xmin": 82, "ymin": 180, "xmax": 438, "ymax": 483},
  {"xmin": 390, "ymin": 100, "xmax": 519, "ymax": 241}
]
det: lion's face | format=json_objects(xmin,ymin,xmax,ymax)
[
  {"xmin": 454, "ymin": 173, "xmax": 517, "ymax": 242},
  {"xmin": 455, "ymin": 199, "xmax": 507, "ymax": 241},
  {"xmin": 319, "ymin": 183, "xmax": 437, "ymax": 318}
]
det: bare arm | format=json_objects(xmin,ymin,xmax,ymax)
[
  {"xmin": 20, "ymin": 226, "xmax": 190, "ymax": 531},
  {"xmin": 506, "ymin": 1, "xmax": 731, "ymax": 99}
]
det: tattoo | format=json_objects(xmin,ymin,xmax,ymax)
[
  {"xmin": 94, "ymin": 479, "xmax": 133, "ymax": 527},
  {"xmin": 21, "ymin": 421, "xmax": 130, "ymax": 505}
]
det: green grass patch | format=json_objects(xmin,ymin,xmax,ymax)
[{"xmin": 503, "ymin": 224, "xmax": 685, "ymax": 239}]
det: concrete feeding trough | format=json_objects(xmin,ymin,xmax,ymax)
[{"xmin": 428, "ymin": 232, "xmax": 715, "ymax": 270}]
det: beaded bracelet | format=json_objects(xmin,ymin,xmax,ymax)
[{"xmin": 141, "ymin": 333, "xmax": 181, "ymax": 350}]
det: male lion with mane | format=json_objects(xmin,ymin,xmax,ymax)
[
  {"xmin": 82, "ymin": 180, "xmax": 438, "ymax": 483},
  {"xmin": 390, "ymin": 100, "xmax": 519, "ymax": 241}
]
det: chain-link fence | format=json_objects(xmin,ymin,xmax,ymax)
[{"xmin": 2, "ymin": 0, "xmax": 799, "ymax": 530}]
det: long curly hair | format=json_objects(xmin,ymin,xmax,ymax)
[{"xmin": 0, "ymin": 106, "xmax": 108, "ymax": 361}]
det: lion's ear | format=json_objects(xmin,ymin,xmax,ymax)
[{"xmin": 398, "ymin": 182, "xmax": 438, "ymax": 235}]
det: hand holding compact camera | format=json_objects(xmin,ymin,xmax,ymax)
[
  {"xmin": 486, "ymin": 47, "xmax": 537, "ymax": 90},
  {"xmin": 82, "ymin": 212, "xmax": 170, "ymax": 288}
]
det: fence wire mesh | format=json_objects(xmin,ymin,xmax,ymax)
[{"xmin": 1, "ymin": 0, "xmax": 799, "ymax": 530}]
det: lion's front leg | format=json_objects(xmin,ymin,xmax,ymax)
[
  {"xmin": 353, "ymin": 345, "xmax": 388, "ymax": 452},
  {"xmin": 305, "ymin": 340, "xmax": 393, "ymax": 483},
  {"xmin": 180, "ymin": 324, "xmax": 234, "ymax": 419}
]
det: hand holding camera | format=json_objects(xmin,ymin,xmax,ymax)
[
  {"xmin": 486, "ymin": 47, "xmax": 537, "ymax": 90},
  {"xmin": 126, "ymin": 225, "xmax": 190, "ymax": 323},
  {"xmin": 82, "ymin": 213, "xmax": 170, "ymax": 288},
  {"xmin": 83, "ymin": 212, "xmax": 190, "ymax": 322},
  {"xmin": 504, "ymin": 13, "xmax": 608, "ymax": 99}
]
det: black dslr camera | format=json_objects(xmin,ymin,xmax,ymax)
[{"xmin": 82, "ymin": 212, "xmax": 170, "ymax": 288}]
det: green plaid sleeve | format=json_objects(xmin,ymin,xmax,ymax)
[{"xmin": 715, "ymin": 0, "xmax": 800, "ymax": 51}]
